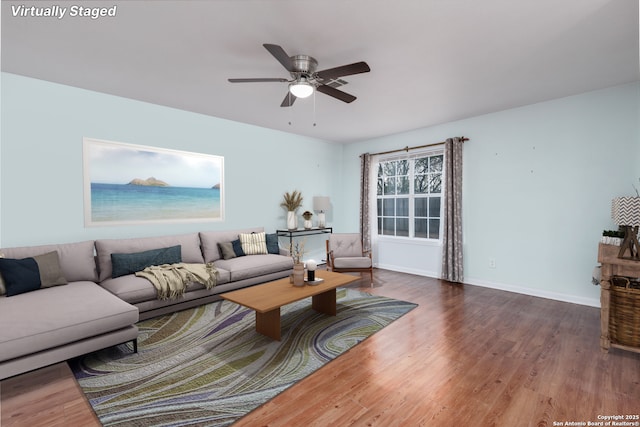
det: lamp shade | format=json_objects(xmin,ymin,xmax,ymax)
[
  {"xmin": 313, "ymin": 196, "xmax": 331, "ymax": 212},
  {"xmin": 612, "ymin": 197, "xmax": 640, "ymax": 227}
]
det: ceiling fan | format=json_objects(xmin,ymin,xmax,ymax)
[{"xmin": 228, "ymin": 44, "xmax": 370, "ymax": 107}]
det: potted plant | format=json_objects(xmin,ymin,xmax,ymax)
[
  {"xmin": 601, "ymin": 229, "xmax": 624, "ymax": 246},
  {"xmin": 280, "ymin": 190, "xmax": 303, "ymax": 230},
  {"xmin": 302, "ymin": 210, "xmax": 313, "ymax": 229}
]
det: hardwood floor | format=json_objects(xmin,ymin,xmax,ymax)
[{"xmin": 2, "ymin": 269, "xmax": 639, "ymax": 426}]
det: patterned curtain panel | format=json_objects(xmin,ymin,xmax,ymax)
[
  {"xmin": 360, "ymin": 153, "xmax": 371, "ymax": 252},
  {"xmin": 441, "ymin": 138, "xmax": 464, "ymax": 282}
]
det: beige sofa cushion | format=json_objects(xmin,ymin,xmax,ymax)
[
  {"xmin": 213, "ymin": 254, "xmax": 293, "ymax": 282},
  {"xmin": 100, "ymin": 268, "xmax": 231, "ymax": 304},
  {"xmin": 199, "ymin": 227, "xmax": 264, "ymax": 262},
  {"xmin": 95, "ymin": 233, "xmax": 203, "ymax": 281},
  {"xmin": 0, "ymin": 282, "xmax": 138, "ymax": 363},
  {"xmin": 0, "ymin": 240, "xmax": 98, "ymax": 283}
]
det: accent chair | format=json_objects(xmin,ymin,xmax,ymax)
[{"xmin": 326, "ymin": 233, "xmax": 373, "ymax": 285}]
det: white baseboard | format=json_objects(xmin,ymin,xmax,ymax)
[
  {"xmin": 375, "ymin": 264, "xmax": 600, "ymax": 308},
  {"xmin": 375, "ymin": 263, "xmax": 439, "ymax": 280},
  {"xmin": 464, "ymin": 277, "xmax": 600, "ymax": 308}
]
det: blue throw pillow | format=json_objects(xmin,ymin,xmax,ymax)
[
  {"xmin": 111, "ymin": 245, "xmax": 182, "ymax": 278},
  {"xmin": 0, "ymin": 251, "xmax": 68, "ymax": 297},
  {"xmin": 231, "ymin": 239, "xmax": 245, "ymax": 257},
  {"xmin": 0, "ymin": 257, "xmax": 41, "ymax": 296},
  {"xmin": 265, "ymin": 233, "xmax": 280, "ymax": 254}
]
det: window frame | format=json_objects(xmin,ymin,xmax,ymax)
[{"xmin": 375, "ymin": 149, "xmax": 444, "ymax": 242}]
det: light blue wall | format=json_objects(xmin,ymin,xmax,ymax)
[
  {"xmin": 2, "ymin": 72, "xmax": 638, "ymax": 305},
  {"xmin": 340, "ymin": 82, "xmax": 640, "ymax": 306},
  {"xmin": 0, "ymin": 73, "xmax": 339, "ymax": 262}
]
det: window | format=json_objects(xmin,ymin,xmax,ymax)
[{"xmin": 376, "ymin": 152, "xmax": 443, "ymax": 239}]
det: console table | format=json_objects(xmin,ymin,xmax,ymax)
[
  {"xmin": 598, "ymin": 243, "xmax": 640, "ymax": 354},
  {"xmin": 276, "ymin": 227, "xmax": 333, "ymax": 248}
]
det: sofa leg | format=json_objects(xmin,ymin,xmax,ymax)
[{"xmin": 132, "ymin": 339, "xmax": 138, "ymax": 353}]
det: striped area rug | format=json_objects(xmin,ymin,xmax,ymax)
[{"xmin": 71, "ymin": 288, "xmax": 417, "ymax": 426}]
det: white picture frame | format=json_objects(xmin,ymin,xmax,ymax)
[{"xmin": 83, "ymin": 138, "xmax": 224, "ymax": 226}]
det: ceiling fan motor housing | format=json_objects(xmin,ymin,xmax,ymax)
[{"xmin": 290, "ymin": 55, "xmax": 318, "ymax": 77}]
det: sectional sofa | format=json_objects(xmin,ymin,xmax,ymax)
[{"xmin": 0, "ymin": 227, "xmax": 293, "ymax": 380}]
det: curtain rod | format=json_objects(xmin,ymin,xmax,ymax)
[{"xmin": 365, "ymin": 136, "xmax": 469, "ymax": 157}]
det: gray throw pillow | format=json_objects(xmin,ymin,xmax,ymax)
[
  {"xmin": 34, "ymin": 251, "xmax": 68, "ymax": 288},
  {"xmin": 218, "ymin": 242, "xmax": 237, "ymax": 260}
]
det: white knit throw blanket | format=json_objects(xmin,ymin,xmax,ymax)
[{"xmin": 135, "ymin": 262, "xmax": 218, "ymax": 300}]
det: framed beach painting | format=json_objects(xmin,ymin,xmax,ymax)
[{"xmin": 83, "ymin": 138, "xmax": 224, "ymax": 226}]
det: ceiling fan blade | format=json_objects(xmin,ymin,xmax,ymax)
[
  {"xmin": 316, "ymin": 61, "xmax": 370, "ymax": 80},
  {"xmin": 263, "ymin": 44, "xmax": 293, "ymax": 72},
  {"xmin": 280, "ymin": 91, "xmax": 297, "ymax": 107},
  {"xmin": 228, "ymin": 78, "xmax": 288, "ymax": 83},
  {"xmin": 316, "ymin": 85, "xmax": 357, "ymax": 103}
]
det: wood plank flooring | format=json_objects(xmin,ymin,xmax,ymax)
[{"xmin": 2, "ymin": 269, "xmax": 639, "ymax": 426}]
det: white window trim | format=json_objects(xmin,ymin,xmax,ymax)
[{"xmin": 372, "ymin": 148, "xmax": 445, "ymax": 242}]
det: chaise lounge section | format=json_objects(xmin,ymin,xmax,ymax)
[
  {"xmin": 0, "ymin": 240, "xmax": 139, "ymax": 380},
  {"xmin": 0, "ymin": 227, "xmax": 293, "ymax": 380}
]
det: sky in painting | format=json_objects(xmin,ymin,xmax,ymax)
[{"xmin": 87, "ymin": 141, "xmax": 223, "ymax": 189}]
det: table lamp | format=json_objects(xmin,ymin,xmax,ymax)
[
  {"xmin": 313, "ymin": 196, "xmax": 330, "ymax": 228},
  {"xmin": 611, "ymin": 196, "xmax": 640, "ymax": 260}
]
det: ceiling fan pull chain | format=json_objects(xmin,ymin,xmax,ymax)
[{"xmin": 313, "ymin": 90, "xmax": 317, "ymax": 127}]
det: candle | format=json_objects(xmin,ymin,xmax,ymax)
[{"xmin": 306, "ymin": 260, "xmax": 317, "ymax": 281}]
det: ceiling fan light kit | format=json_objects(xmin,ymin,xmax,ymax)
[
  {"xmin": 289, "ymin": 79, "xmax": 314, "ymax": 98},
  {"xmin": 228, "ymin": 44, "xmax": 370, "ymax": 107}
]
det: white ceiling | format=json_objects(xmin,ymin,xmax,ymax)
[{"xmin": 2, "ymin": 0, "xmax": 638, "ymax": 143}]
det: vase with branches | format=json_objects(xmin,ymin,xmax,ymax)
[
  {"xmin": 289, "ymin": 240, "xmax": 306, "ymax": 286},
  {"xmin": 289, "ymin": 240, "xmax": 306, "ymax": 264},
  {"xmin": 281, "ymin": 190, "xmax": 303, "ymax": 230}
]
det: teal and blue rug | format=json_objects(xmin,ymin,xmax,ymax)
[{"xmin": 71, "ymin": 288, "xmax": 417, "ymax": 426}]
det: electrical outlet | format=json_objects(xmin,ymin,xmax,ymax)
[{"xmin": 489, "ymin": 258, "xmax": 496, "ymax": 269}]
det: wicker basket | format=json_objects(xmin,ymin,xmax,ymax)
[{"xmin": 609, "ymin": 276, "xmax": 640, "ymax": 347}]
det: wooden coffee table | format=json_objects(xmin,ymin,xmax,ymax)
[{"xmin": 220, "ymin": 270, "xmax": 359, "ymax": 340}]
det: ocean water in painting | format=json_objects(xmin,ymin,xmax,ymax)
[{"xmin": 91, "ymin": 183, "xmax": 221, "ymax": 222}]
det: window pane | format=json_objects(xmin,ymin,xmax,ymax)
[
  {"xmin": 415, "ymin": 157, "xmax": 429, "ymax": 174},
  {"xmin": 428, "ymin": 219, "xmax": 440, "ymax": 239},
  {"xmin": 383, "ymin": 218, "xmax": 395, "ymax": 235},
  {"xmin": 377, "ymin": 178, "xmax": 383, "ymax": 196},
  {"xmin": 377, "ymin": 198, "xmax": 383, "ymax": 216},
  {"xmin": 415, "ymin": 219, "xmax": 427, "ymax": 238},
  {"xmin": 429, "ymin": 197, "xmax": 441, "ymax": 217},
  {"xmin": 396, "ymin": 218, "xmax": 409, "ymax": 236},
  {"xmin": 396, "ymin": 198, "xmax": 409, "ymax": 216},
  {"xmin": 429, "ymin": 173, "xmax": 442, "ymax": 193},
  {"xmin": 415, "ymin": 175, "xmax": 428, "ymax": 194},
  {"xmin": 430, "ymin": 155, "xmax": 443, "ymax": 172},
  {"xmin": 398, "ymin": 176, "xmax": 409, "ymax": 194},
  {"xmin": 397, "ymin": 159, "xmax": 409, "ymax": 175},
  {"xmin": 377, "ymin": 217, "xmax": 382, "ymax": 235},
  {"xmin": 383, "ymin": 199, "xmax": 395, "ymax": 216},
  {"xmin": 383, "ymin": 162, "xmax": 396, "ymax": 177},
  {"xmin": 415, "ymin": 198, "xmax": 428, "ymax": 217},
  {"xmin": 377, "ymin": 163, "xmax": 384, "ymax": 178},
  {"xmin": 384, "ymin": 177, "xmax": 396, "ymax": 195}
]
